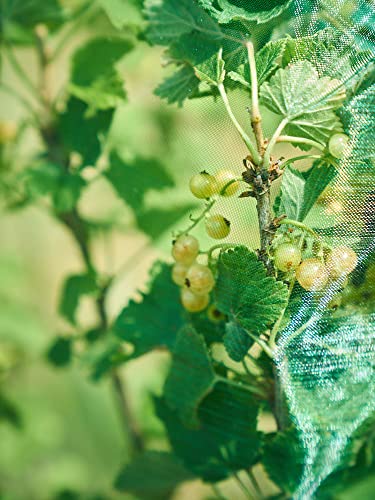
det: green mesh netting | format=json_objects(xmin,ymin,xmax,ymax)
[{"xmin": 274, "ymin": 1, "xmax": 375, "ymax": 498}]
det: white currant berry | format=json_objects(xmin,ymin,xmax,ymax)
[
  {"xmin": 181, "ymin": 288, "xmax": 209, "ymax": 313},
  {"xmin": 296, "ymin": 258, "xmax": 329, "ymax": 291},
  {"xmin": 328, "ymin": 133, "xmax": 349, "ymax": 159},
  {"xmin": 326, "ymin": 246, "xmax": 358, "ymax": 278},
  {"xmin": 185, "ymin": 263, "xmax": 215, "ymax": 295},
  {"xmin": 213, "ymin": 169, "xmax": 240, "ymax": 197},
  {"xmin": 171, "ymin": 262, "xmax": 189, "ymax": 286},
  {"xmin": 189, "ymin": 172, "xmax": 216, "ymax": 199},
  {"xmin": 205, "ymin": 214, "xmax": 230, "ymax": 239},
  {"xmin": 274, "ymin": 243, "xmax": 302, "ymax": 272},
  {"xmin": 172, "ymin": 235, "xmax": 199, "ymax": 264}
]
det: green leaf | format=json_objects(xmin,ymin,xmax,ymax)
[
  {"xmin": 155, "ymin": 397, "xmax": 229, "ymax": 482},
  {"xmin": 155, "ymin": 66, "xmax": 200, "ymax": 106},
  {"xmin": 68, "ymin": 76, "xmax": 126, "ymax": 117},
  {"xmin": 215, "ymin": 246, "xmax": 288, "ymax": 333},
  {"xmin": 275, "ymin": 161, "xmax": 337, "ymax": 221},
  {"xmin": 23, "ymin": 163, "xmax": 61, "ymax": 197},
  {"xmin": 105, "ymin": 151, "xmax": 174, "ymax": 211},
  {"xmin": 228, "ymin": 38, "xmax": 287, "ymax": 90},
  {"xmin": 0, "ymin": 0, "xmax": 64, "ymax": 41},
  {"xmin": 70, "ymin": 37, "xmax": 133, "ymax": 114},
  {"xmin": 58, "ymin": 97, "xmax": 114, "ymax": 167},
  {"xmin": 135, "ymin": 204, "xmax": 196, "ymax": 239},
  {"xmin": 256, "ymin": 38, "xmax": 287, "ymax": 86},
  {"xmin": 113, "ymin": 262, "xmax": 184, "ymax": 358},
  {"xmin": 59, "ymin": 274, "xmax": 97, "ymax": 325},
  {"xmin": 190, "ymin": 310, "xmax": 226, "ymax": 345},
  {"xmin": 46, "ymin": 337, "xmax": 73, "ymax": 368},
  {"xmin": 262, "ymin": 427, "xmax": 304, "ymax": 495},
  {"xmin": 23, "ymin": 163, "xmax": 86, "ymax": 213},
  {"xmin": 145, "ymin": 0, "xmax": 221, "ymax": 45},
  {"xmin": 114, "ymin": 451, "xmax": 194, "ymax": 498},
  {"xmin": 198, "ymin": 0, "xmax": 293, "ymax": 24},
  {"xmin": 223, "ymin": 321, "xmax": 253, "ymax": 362},
  {"xmin": 194, "ymin": 48, "xmax": 225, "ymax": 86},
  {"xmin": 87, "ymin": 336, "xmax": 126, "ymax": 381},
  {"xmin": 52, "ymin": 173, "xmax": 86, "ymax": 214},
  {"xmin": 164, "ymin": 326, "xmax": 215, "ymax": 427},
  {"xmin": 156, "ymin": 381, "xmax": 262, "ymax": 481},
  {"xmin": 198, "ymin": 381, "xmax": 261, "ymax": 470},
  {"xmin": 0, "ymin": 393, "xmax": 22, "ymax": 428},
  {"xmin": 260, "ymin": 61, "xmax": 345, "ymax": 146},
  {"xmin": 99, "ymin": 0, "xmax": 142, "ymax": 29},
  {"xmin": 281, "ymin": 28, "xmax": 369, "ymax": 83}
]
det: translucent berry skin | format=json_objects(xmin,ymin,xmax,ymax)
[
  {"xmin": 181, "ymin": 288, "xmax": 209, "ymax": 313},
  {"xmin": 171, "ymin": 263, "xmax": 189, "ymax": 286},
  {"xmin": 274, "ymin": 243, "xmax": 302, "ymax": 272},
  {"xmin": 205, "ymin": 214, "xmax": 230, "ymax": 239},
  {"xmin": 214, "ymin": 170, "xmax": 240, "ymax": 197},
  {"xmin": 172, "ymin": 235, "xmax": 199, "ymax": 264},
  {"xmin": 326, "ymin": 246, "xmax": 358, "ymax": 278},
  {"xmin": 189, "ymin": 172, "xmax": 216, "ymax": 199},
  {"xmin": 328, "ymin": 133, "xmax": 349, "ymax": 159},
  {"xmin": 185, "ymin": 263, "xmax": 215, "ymax": 295},
  {"xmin": 296, "ymin": 258, "xmax": 329, "ymax": 291}
]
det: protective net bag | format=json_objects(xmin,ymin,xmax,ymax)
[{"xmin": 142, "ymin": 0, "xmax": 375, "ymax": 498}]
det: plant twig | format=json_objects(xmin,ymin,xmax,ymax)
[
  {"xmin": 111, "ymin": 371, "xmax": 145, "ymax": 455},
  {"xmin": 246, "ymin": 41, "xmax": 264, "ymax": 154},
  {"xmin": 276, "ymin": 135, "xmax": 325, "ymax": 152},
  {"xmin": 279, "ymin": 218, "xmax": 321, "ymax": 239},
  {"xmin": 278, "ymin": 154, "xmax": 322, "ymax": 170},
  {"xmin": 181, "ymin": 199, "xmax": 215, "ymax": 235},
  {"xmin": 263, "ymin": 118, "xmax": 288, "ymax": 169},
  {"xmin": 50, "ymin": 1, "xmax": 95, "ymax": 60},
  {"xmin": 4, "ymin": 44, "xmax": 45, "ymax": 107},
  {"xmin": 212, "ymin": 483, "xmax": 228, "ymax": 500},
  {"xmin": 246, "ymin": 469, "xmax": 263, "ymax": 499},
  {"xmin": 217, "ymin": 83, "xmax": 261, "ymax": 165},
  {"xmin": 0, "ymin": 82, "xmax": 40, "ymax": 124}
]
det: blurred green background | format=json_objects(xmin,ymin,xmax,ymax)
[{"xmin": 0, "ymin": 1, "xmax": 357, "ymax": 499}]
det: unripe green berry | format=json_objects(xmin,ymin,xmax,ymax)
[
  {"xmin": 328, "ymin": 133, "xmax": 349, "ymax": 159},
  {"xmin": 274, "ymin": 243, "xmax": 302, "ymax": 272},
  {"xmin": 189, "ymin": 172, "xmax": 216, "ymax": 199},
  {"xmin": 205, "ymin": 214, "xmax": 230, "ymax": 239}
]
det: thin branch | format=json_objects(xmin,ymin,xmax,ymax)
[
  {"xmin": 181, "ymin": 199, "xmax": 215, "ymax": 235},
  {"xmin": 4, "ymin": 44, "xmax": 45, "ymax": 107},
  {"xmin": 217, "ymin": 83, "xmax": 261, "ymax": 165},
  {"xmin": 263, "ymin": 118, "xmax": 288, "ymax": 169},
  {"xmin": 278, "ymin": 154, "xmax": 322, "ymax": 170},
  {"xmin": 50, "ymin": 1, "xmax": 95, "ymax": 60},
  {"xmin": 0, "ymin": 82, "xmax": 40, "ymax": 124},
  {"xmin": 111, "ymin": 371, "xmax": 145, "ymax": 455},
  {"xmin": 279, "ymin": 218, "xmax": 321, "ymax": 239},
  {"xmin": 276, "ymin": 135, "xmax": 325, "ymax": 152},
  {"xmin": 246, "ymin": 41, "xmax": 264, "ymax": 153},
  {"xmin": 246, "ymin": 469, "xmax": 264, "ymax": 499}
]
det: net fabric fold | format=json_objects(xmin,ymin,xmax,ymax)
[{"xmin": 275, "ymin": 1, "xmax": 375, "ymax": 497}]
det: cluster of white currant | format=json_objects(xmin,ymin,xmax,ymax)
[
  {"xmin": 189, "ymin": 169, "xmax": 240, "ymax": 239},
  {"xmin": 171, "ymin": 234, "xmax": 215, "ymax": 312},
  {"xmin": 273, "ymin": 242, "xmax": 358, "ymax": 291}
]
